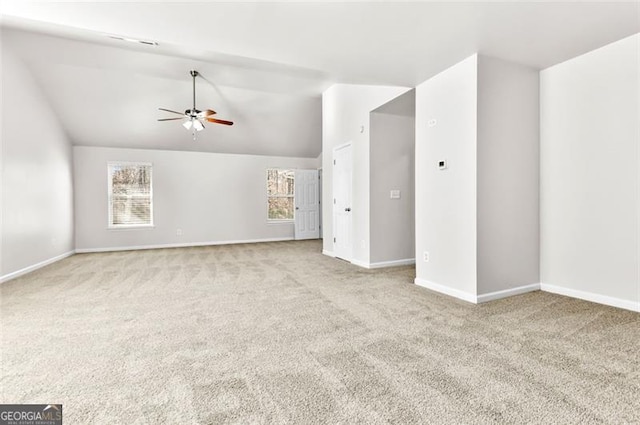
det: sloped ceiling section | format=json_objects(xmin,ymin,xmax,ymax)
[
  {"xmin": 3, "ymin": 2, "xmax": 639, "ymax": 86},
  {"xmin": 1, "ymin": 2, "xmax": 638, "ymax": 157},
  {"xmin": 1, "ymin": 26, "xmax": 326, "ymax": 157}
]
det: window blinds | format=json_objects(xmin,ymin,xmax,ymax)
[{"xmin": 108, "ymin": 163, "xmax": 153, "ymax": 227}]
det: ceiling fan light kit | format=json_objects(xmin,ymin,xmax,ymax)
[{"xmin": 158, "ymin": 69, "xmax": 233, "ymax": 140}]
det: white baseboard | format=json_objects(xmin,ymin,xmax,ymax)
[
  {"xmin": 351, "ymin": 258, "xmax": 416, "ymax": 269},
  {"xmin": 349, "ymin": 258, "xmax": 369, "ymax": 268},
  {"xmin": 1, "ymin": 250, "xmax": 75, "ymax": 284},
  {"xmin": 414, "ymin": 278, "xmax": 477, "ymax": 304},
  {"xmin": 540, "ymin": 283, "xmax": 640, "ymax": 313},
  {"xmin": 414, "ymin": 278, "xmax": 639, "ymax": 312},
  {"xmin": 415, "ymin": 279, "xmax": 540, "ymax": 305},
  {"xmin": 76, "ymin": 237, "xmax": 294, "ymax": 253},
  {"xmin": 476, "ymin": 283, "xmax": 541, "ymax": 303},
  {"xmin": 322, "ymin": 250, "xmax": 336, "ymax": 258}
]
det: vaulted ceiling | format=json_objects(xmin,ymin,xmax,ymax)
[{"xmin": 1, "ymin": 2, "xmax": 638, "ymax": 158}]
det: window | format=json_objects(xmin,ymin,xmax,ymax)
[
  {"xmin": 108, "ymin": 162, "xmax": 153, "ymax": 228},
  {"xmin": 267, "ymin": 169, "xmax": 294, "ymax": 221}
]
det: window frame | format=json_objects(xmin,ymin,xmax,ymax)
[
  {"xmin": 266, "ymin": 168, "xmax": 295, "ymax": 223},
  {"xmin": 107, "ymin": 161, "xmax": 154, "ymax": 230}
]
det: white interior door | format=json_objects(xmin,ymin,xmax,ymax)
[
  {"xmin": 333, "ymin": 144, "xmax": 353, "ymax": 261},
  {"xmin": 294, "ymin": 169, "xmax": 320, "ymax": 240}
]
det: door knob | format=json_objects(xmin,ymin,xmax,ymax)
[
  {"xmin": 295, "ymin": 207, "xmax": 299, "ymax": 210},
  {"xmin": 345, "ymin": 207, "xmax": 351, "ymax": 212}
]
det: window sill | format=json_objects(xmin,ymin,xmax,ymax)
[
  {"xmin": 107, "ymin": 225, "xmax": 155, "ymax": 231},
  {"xmin": 267, "ymin": 220, "xmax": 294, "ymax": 225}
]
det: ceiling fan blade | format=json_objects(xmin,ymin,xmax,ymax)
[
  {"xmin": 157, "ymin": 117, "xmax": 184, "ymax": 121},
  {"xmin": 158, "ymin": 108, "xmax": 185, "ymax": 115},
  {"xmin": 196, "ymin": 109, "xmax": 216, "ymax": 117},
  {"xmin": 205, "ymin": 117, "xmax": 234, "ymax": 126}
]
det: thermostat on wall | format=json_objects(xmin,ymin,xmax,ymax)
[{"xmin": 438, "ymin": 159, "xmax": 448, "ymax": 170}]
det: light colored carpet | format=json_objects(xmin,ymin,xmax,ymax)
[{"xmin": 1, "ymin": 240, "xmax": 638, "ymax": 424}]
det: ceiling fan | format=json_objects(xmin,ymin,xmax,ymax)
[{"xmin": 158, "ymin": 70, "xmax": 233, "ymax": 138}]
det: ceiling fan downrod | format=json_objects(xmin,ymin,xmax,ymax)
[
  {"xmin": 189, "ymin": 70, "xmax": 199, "ymax": 140},
  {"xmin": 190, "ymin": 69, "xmax": 198, "ymax": 115}
]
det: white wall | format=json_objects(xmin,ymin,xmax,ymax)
[
  {"xmin": 322, "ymin": 84, "xmax": 410, "ymax": 264},
  {"xmin": 370, "ymin": 108, "xmax": 415, "ymax": 264},
  {"xmin": 74, "ymin": 146, "xmax": 318, "ymax": 251},
  {"xmin": 415, "ymin": 53, "xmax": 540, "ymax": 302},
  {"xmin": 1, "ymin": 45, "xmax": 74, "ymax": 280},
  {"xmin": 477, "ymin": 56, "xmax": 540, "ymax": 295},
  {"xmin": 540, "ymin": 33, "xmax": 639, "ymax": 309},
  {"xmin": 415, "ymin": 55, "xmax": 479, "ymax": 296}
]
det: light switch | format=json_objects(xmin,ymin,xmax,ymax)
[{"xmin": 390, "ymin": 190, "xmax": 401, "ymax": 199}]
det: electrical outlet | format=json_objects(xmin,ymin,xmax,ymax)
[
  {"xmin": 423, "ymin": 251, "xmax": 429, "ymax": 262},
  {"xmin": 176, "ymin": 228, "xmax": 183, "ymax": 236}
]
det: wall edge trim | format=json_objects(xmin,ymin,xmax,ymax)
[
  {"xmin": 352, "ymin": 258, "xmax": 416, "ymax": 269},
  {"xmin": 76, "ymin": 237, "xmax": 295, "ymax": 253},
  {"xmin": 414, "ymin": 278, "xmax": 477, "ymax": 304},
  {"xmin": 476, "ymin": 283, "xmax": 541, "ymax": 303},
  {"xmin": 350, "ymin": 259, "xmax": 370, "ymax": 269},
  {"xmin": 1, "ymin": 250, "xmax": 76, "ymax": 284},
  {"xmin": 540, "ymin": 283, "xmax": 640, "ymax": 313}
]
